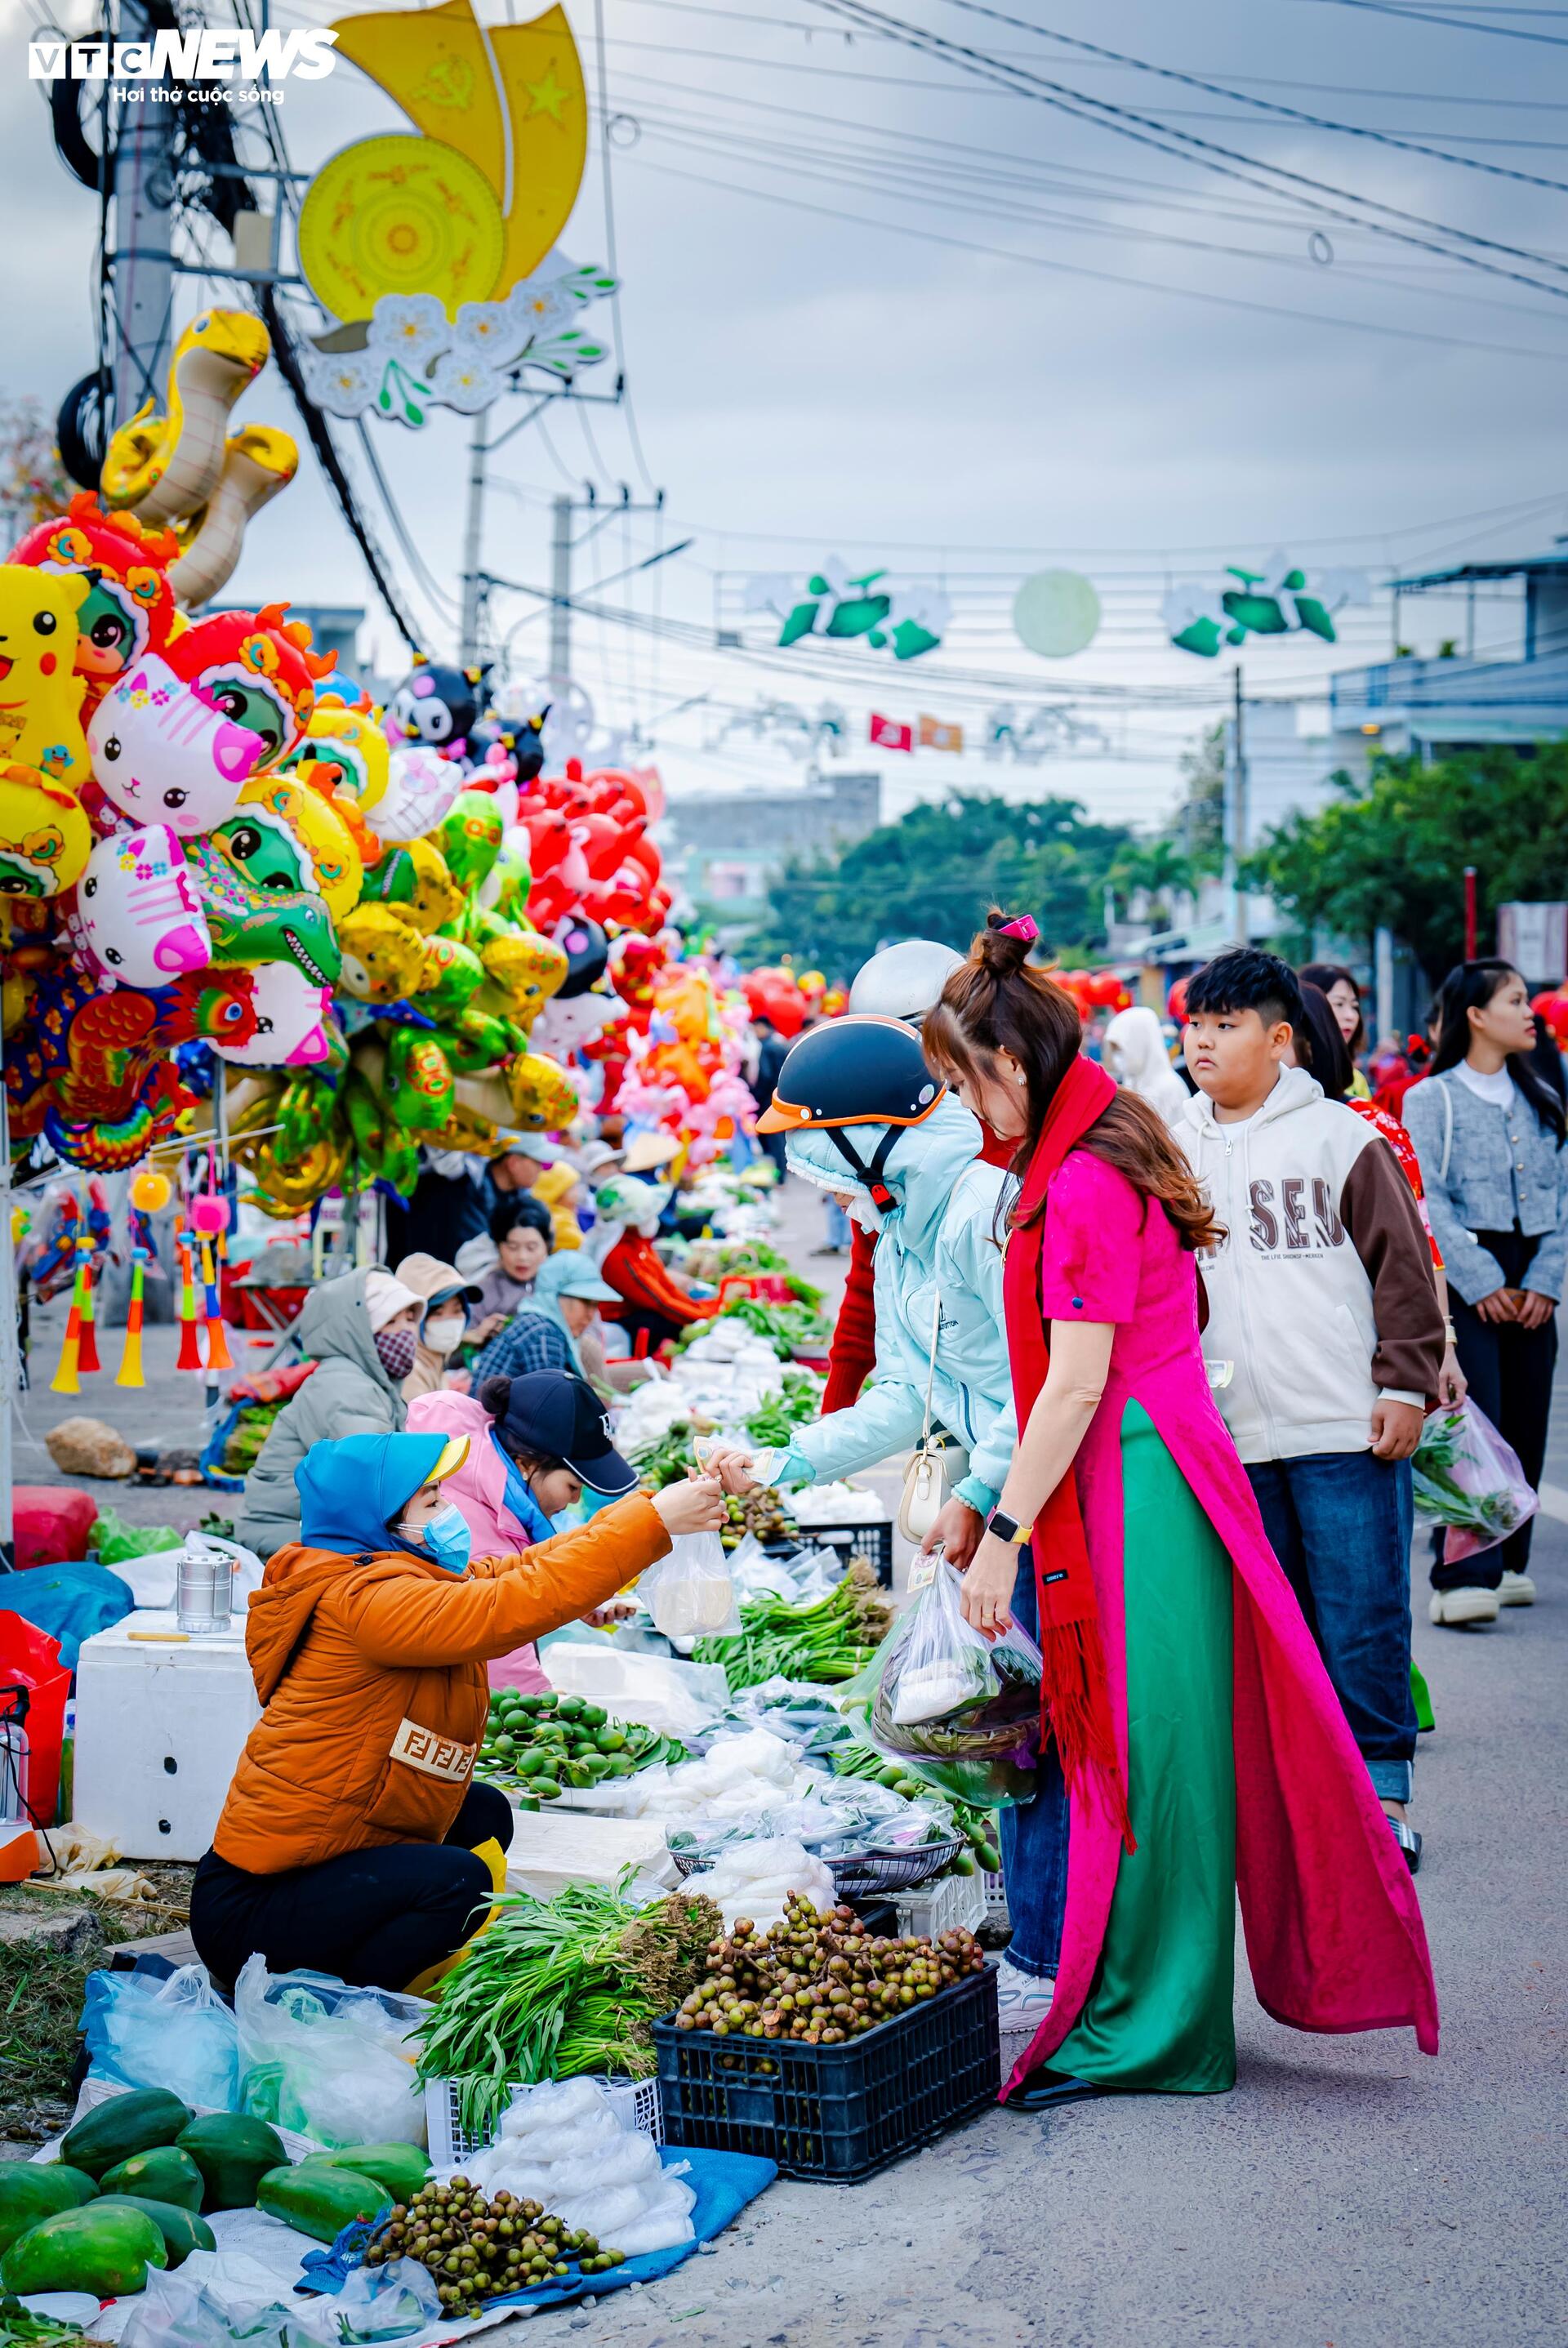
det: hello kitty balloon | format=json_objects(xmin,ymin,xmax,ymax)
[
  {"xmin": 65, "ymin": 823, "xmax": 212, "ymax": 988},
  {"xmin": 88, "ymin": 653, "xmax": 266, "ymax": 835},
  {"xmin": 366, "ymin": 745, "xmax": 467, "ymax": 844},
  {"xmin": 213, "ymin": 957, "xmax": 334, "ymax": 1067}
]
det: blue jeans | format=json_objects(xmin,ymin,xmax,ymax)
[
  {"xmin": 998, "ymin": 1548, "xmax": 1070, "ymax": 1979},
  {"xmin": 823, "ymin": 1196, "xmax": 851, "ymax": 1250},
  {"xmin": 1245, "ymin": 1450, "xmax": 1417, "ymax": 1805}
]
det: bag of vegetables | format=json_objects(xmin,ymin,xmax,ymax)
[
  {"xmin": 1413, "ymin": 1398, "xmax": 1539, "ymax": 1562},
  {"xmin": 836, "ymin": 1556, "xmax": 1042, "ymax": 1807}
]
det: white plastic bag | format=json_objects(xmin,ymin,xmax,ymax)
[
  {"xmin": 82, "ymin": 1963, "xmax": 238, "ymax": 2110},
  {"xmin": 637, "ymin": 1530, "xmax": 742, "ymax": 1639},
  {"xmin": 235, "ymin": 1956, "xmax": 427, "ymax": 2149}
]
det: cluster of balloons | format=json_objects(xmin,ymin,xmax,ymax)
[
  {"xmin": 0, "ymin": 490, "xmax": 676, "ymax": 1208},
  {"xmin": 1055, "ymin": 967, "xmax": 1134, "ymax": 1016},
  {"xmin": 740, "ymin": 963, "xmax": 844, "ymax": 1039},
  {"xmin": 1533, "ymin": 989, "xmax": 1568, "ymax": 1047}
]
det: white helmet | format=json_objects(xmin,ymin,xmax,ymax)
[{"xmin": 848, "ymin": 938, "xmax": 964, "ymax": 1027}]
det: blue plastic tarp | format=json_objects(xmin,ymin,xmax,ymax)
[
  {"xmin": 2, "ymin": 1559, "xmax": 134, "ymax": 1670},
  {"xmin": 300, "ymin": 2145, "xmax": 777, "ymax": 2315}
]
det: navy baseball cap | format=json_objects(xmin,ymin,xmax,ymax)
[{"xmin": 488, "ymin": 1370, "xmax": 637, "ymax": 1496}]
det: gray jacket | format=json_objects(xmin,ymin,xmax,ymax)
[
  {"xmin": 1402, "ymin": 1072, "xmax": 1568, "ymax": 1304},
  {"xmin": 236, "ymin": 1264, "xmax": 408, "ymax": 1558}
]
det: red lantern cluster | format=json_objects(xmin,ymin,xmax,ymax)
[
  {"xmin": 742, "ymin": 964, "xmax": 809, "ymax": 1038},
  {"xmin": 1054, "ymin": 967, "xmax": 1133, "ymax": 1017}
]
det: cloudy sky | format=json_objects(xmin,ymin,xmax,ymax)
[{"xmin": 6, "ymin": 0, "xmax": 1568, "ymax": 826}]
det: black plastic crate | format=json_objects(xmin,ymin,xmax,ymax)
[
  {"xmin": 653, "ymin": 1964, "xmax": 998, "ymax": 2181},
  {"xmin": 795, "ymin": 1516, "xmax": 895, "ymax": 1588}
]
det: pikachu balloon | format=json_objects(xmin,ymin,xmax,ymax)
[{"xmin": 0, "ymin": 566, "xmax": 91, "ymax": 789}]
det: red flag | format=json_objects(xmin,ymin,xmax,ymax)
[{"xmin": 869, "ymin": 711, "xmax": 914, "ymax": 752}]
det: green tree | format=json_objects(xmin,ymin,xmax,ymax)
[
  {"xmin": 1244, "ymin": 745, "xmax": 1568, "ymax": 977},
  {"xmin": 746, "ymin": 794, "xmax": 1134, "ymax": 978}
]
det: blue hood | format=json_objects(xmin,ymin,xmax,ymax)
[{"xmin": 295, "ymin": 1430, "xmax": 448, "ymax": 1553}]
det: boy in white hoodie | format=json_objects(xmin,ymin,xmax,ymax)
[{"xmin": 1176, "ymin": 950, "xmax": 1444, "ymax": 1871}]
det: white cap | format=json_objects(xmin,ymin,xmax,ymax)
[
  {"xmin": 848, "ymin": 939, "xmax": 964, "ymax": 1026},
  {"xmin": 363, "ymin": 1268, "xmax": 424, "ymax": 1333}
]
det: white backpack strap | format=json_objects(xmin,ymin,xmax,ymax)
[{"xmin": 919, "ymin": 1286, "xmax": 940, "ymax": 1447}]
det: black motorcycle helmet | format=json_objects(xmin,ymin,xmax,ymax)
[{"xmin": 754, "ymin": 1014, "xmax": 946, "ymax": 1208}]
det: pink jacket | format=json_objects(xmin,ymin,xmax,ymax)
[{"xmin": 404, "ymin": 1389, "xmax": 550, "ymax": 1693}]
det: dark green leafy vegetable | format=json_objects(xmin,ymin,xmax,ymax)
[{"xmin": 694, "ymin": 1563, "xmax": 893, "ymax": 1687}]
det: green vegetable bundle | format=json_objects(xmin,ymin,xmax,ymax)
[
  {"xmin": 742, "ymin": 1369, "xmax": 824, "ymax": 1450},
  {"xmin": 477, "ymin": 1689, "xmax": 684, "ymax": 1804},
  {"xmin": 693, "ymin": 1562, "xmax": 893, "ymax": 1688},
  {"xmin": 625, "ymin": 1423, "xmax": 700, "ymax": 1489},
  {"xmin": 416, "ymin": 1883, "xmax": 722, "ymax": 2136}
]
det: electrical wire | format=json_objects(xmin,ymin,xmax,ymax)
[
  {"xmin": 803, "ymin": 0, "xmax": 1568, "ymax": 298},
  {"xmin": 936, "ymin": 0, "xmax": 1568, "ymax": 196},
  {"xmin": 1302, "ymin": 0, "xmax": 1568, "ymax": 44}
]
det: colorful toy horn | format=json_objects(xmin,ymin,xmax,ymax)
[
  {"xmin": 174, "ymin": 1231, "xmax": 204, "ymax": 1371},
  {"xmin": 116, "ymin": 1246, "xmax": 148, "ymax": 1388}
]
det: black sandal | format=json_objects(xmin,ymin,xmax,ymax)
[
  {"xmin": 1007, "ymin": 2068, "xmax": 1108, "ymax": 2111},
  {"xmin": 1386, "ymin": 1815, "xmax": 1423, "ymax": 1874}
]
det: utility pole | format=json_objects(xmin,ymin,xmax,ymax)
[
  {"xmin": 550, "ymin": 493, "xmax": 572, "ymax": 679},
  {"xmin": 109, "ymin": 0, "xmax": 176, "ymax": 427},
  {"xmin": 459, "ymin": 415, "xmax": 488, "ymax": 666},
  {"xmin": 1228, "ymin": 664, "xmax": 1250, "ymax": 946}
]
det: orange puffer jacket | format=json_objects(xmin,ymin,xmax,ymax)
[{"xmin": 214, "ymin": 1493, "xmax": 669, "ymax": 1874}]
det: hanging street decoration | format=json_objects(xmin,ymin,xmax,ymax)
[
  {"xmin": 715, "ymin": 701, "xmax": 849, "ymax": 760},
  {"xmin": 1162, "ymin": 555, "xmax": 1370, "ymax": 658},
  {"xmin": 982, "ymin": 704, "xmax": 1107, "ymax": 760},
  {"xmin": 743, "ymin": 562, "xmax": 952, "ymax": 661},
  {"xmin": 917, "ymin": 714, "xmax": 963, "ymax": 754},
  {"xmin": 295, "ymin": 1, "xmax": 617, "ymax": 425},
  {"xmin": 1013, "ymin": 569, "xmax": 1102, "ymax": 659},
  {"xmin": 869, "ymin": 712, "xmax": 913, "ymax": 753}
]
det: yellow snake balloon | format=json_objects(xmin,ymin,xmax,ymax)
[{"xmin": 100, "ymin": 311, "xmax": 299, "ymax": 608}]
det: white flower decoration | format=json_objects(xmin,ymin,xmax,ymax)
[
  {"xmin": 452, "ymin": 297, "xmax": 532, "ymax": 367},
  {"xmin": 299, "ymin": 345, "xmax": 379, "ymax": 418},
  {"xmin": 366, "ymin": 293, "xmax": 452, "ymax": 368},
  {"xmin": 427, "ymin": 348, "xmax": 503, "ymax": 414}
]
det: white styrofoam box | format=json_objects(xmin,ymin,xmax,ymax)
[
  {"xmin": 425, "ymin": 2074, "xmax": 662, "ymax": 2169},
  {"xmin": 74, "ymin": 1609, "xmax": 260, "ymax": 1860},
  {"xmin": 541, "ymin": 1642, "xmax": 728, "ymax": 1739},
  {"xmin": 893, "ymin": 1867, "xmax": 987, "ymax": 1942},
  {"xmin": 982, "ymin": 1869, "xmax": 1011, "ymax": 1930},
  {"xmin": 502, "ymin": 1804, "xmax": 675, "ymax": 1903}
]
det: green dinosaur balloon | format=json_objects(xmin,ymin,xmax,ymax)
[{"xmin": 439, "ymin": 790, "xmax": 506, "ymax": 893}]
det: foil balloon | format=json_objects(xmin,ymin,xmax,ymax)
[
  {"xmin": 470, "ymin": 924, "xmax": 567, "ymax": 1027},
  {"xmin": 287, "ymin": 700, "xmax": 390, "ymax": 811},
  {"xmin": 0, "ymin": 764, "xmax": 92, "ymax": 898},
  {"xmin": 417, "ymin": 932, "xmax": 486, "ymax": 1017},
  {"xmin": 163, "ymin": 601, "xmax": 334, "ymax": 768},
  {"xmin": 65, "ymin": 824, "xmax": 211, "ymax": 987},
  {"xmin": 8, "ymin": 494, "xmax": 179, "ymax": 708},
  {"xmin": 506, "ymin": 1049, "xmax": 578, "ymax": 1131},
  {"xmin": 337, "ymin": 902, "xmax": 426, "ymax": 1004},
  {"xmin": 235, "ymin": 773, "xmax": 363, "ymax": 920},
  {"xmin": 368, "ymin": 745, "xmax": 467, "ymax": 844},
  {"xmin": 0, "ymin": 564, "xmax": 91, "ymax": 786},
  {"xmin": 213, "ymin": 957, "xmax": 335, "ymax": 1068},
  {"xmin": 384, "ymin": 657, "xmax": 489, "ymax": 756},
  {"xmin": 385, "ymin": 1025, "xmax": 456, "ymax": 1131},
  {"xmin": 439, "ymin": 788, "xmax": 506, "ymax": 892},
  {"xmin": 395, "ymin": 836, "xmax": 463, "ymax": 933},
  {"xmin": 187, "ymin": 816, "xmax": 341, "ymax": 987},
  {"xmin": 88, "ymin": 653, "xmax": 267, "ymax": 834},
  {"xmin": 552, "ymin": 913, "xmax": 610, "ymax": 1000}
]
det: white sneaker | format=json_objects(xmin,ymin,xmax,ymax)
[
  {"xmin": 995, "ymin": 1956, "xmax": 1054, "ymax": 2025},
  {"xmin": 1499, "ymin": 1571, "xmax": 1536, "ymax": 1606},
  {"xmin": 1429, "ymin": 1587, "xmax": 1500, "ymax": 1628}
]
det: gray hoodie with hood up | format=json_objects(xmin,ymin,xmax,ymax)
[{"xmin": 237, "ymin": 1264, "xmax": 409, "ymax": 1560}]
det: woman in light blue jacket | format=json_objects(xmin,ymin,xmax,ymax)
[
  {"xmin": 1404, "ymin": 959, "xmax": 1568, "ymax": 1627},
  {"xmin": 710, "ymin": 1024, "xmax": 1018, "ymax": 1566}
]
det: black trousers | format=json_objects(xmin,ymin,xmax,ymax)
[
  {"xmin": 190, "ymin": 1782, "xmax": 513, "ymax": 1993},
  {"xmin": 1433, "ymin": 1228, "xmax": 1557, "ymax": 1590}
]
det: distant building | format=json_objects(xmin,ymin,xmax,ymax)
[
  {"xmin": 282, "ymin": 605, "xmax": 367, "ymax": 684},
  {"xmin": 658, "ymin": 769, "xmax": 882, "ymax": 936}
]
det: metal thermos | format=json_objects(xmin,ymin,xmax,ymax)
[{"xmin": 176, "ymin": 1535, "xmax": 235, "ymax": 1634}]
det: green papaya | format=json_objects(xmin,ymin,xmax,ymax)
[
  {"xmin": 305, "ymin": 2143, "xmax": 430, "ymax": 2203},
  {"xmin": 0, "ymin": 2165, "xmax": 97, "ymax": 2255},
  {"xmin": 60, "ymin": 2089, "xmax": 193, "ymax": 2180},
  {"xmin": 0, "ymin": 2203, "xmax": 167, "ymax": 2297},
  {"xmin": 175, "ymin": 2113, "xmax": 288, "ymax": 2212},
  {"xmin": 94, "ymin": 2195, "xmax": 216, "ymax": 2269},
  {"xmin": 256, "ymin": 2163, "xmax": 387, "ymax": 2244},
  {"xmin": 99, "ymin": 2145, "xmax": 204, "ymax": 2212}
]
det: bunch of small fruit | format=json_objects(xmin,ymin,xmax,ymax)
[
  {"xmin": 365, "ymin": 2179, "xmax": 625, "ymax": 2319},
  {"xmin": 477, "ymin": 1689, "xmax": 685, "ymax": 1804},
  {"xmin": 672, "ymin": 1894, "xmax": 987, "ymax": 2045}
]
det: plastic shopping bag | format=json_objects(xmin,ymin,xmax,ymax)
[
  {"xmin": 1412, "ymin": 1397, "xmax": 1539, "ymax": 1562},
  {"xmin": 637, "ymin": 1530, "xmax": 742, "ymax": 1640},
  {"xmin": 82, "ymin": 1962, "xmax": 239, "ymax": 2110},
  {"xmin": 235, "ymin": 1955, "xmax": 427, "ymax": 2149},
  {"xmin": 837, "ymin": 1555, "xmax": 1041, "ymax": 1807}
]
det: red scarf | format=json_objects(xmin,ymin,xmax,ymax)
[{"xmin": 1001, "ymin": 1054, "xmax": 1133, "ymax": 1846}]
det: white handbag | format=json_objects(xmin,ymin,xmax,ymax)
[{"xmin": 896, "ymin": 1290, "xmax": 971, "ymax": 1544}]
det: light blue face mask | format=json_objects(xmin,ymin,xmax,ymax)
[{"xmin": 403, "ymin": 1502, "xmax": 472, "ymax": 1575}]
